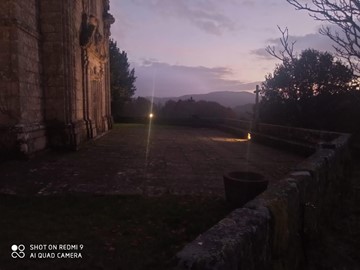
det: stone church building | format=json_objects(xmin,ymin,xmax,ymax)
[{"xmin": 0, "ymin": 0, "xmax": 115, "ymax": 158}]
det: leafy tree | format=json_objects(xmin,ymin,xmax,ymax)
[
  {"xmin": 109, "ymin": 39, "xmax": 136, "ymax": 121},
  {"xmin": 121, "ymin": 97, "xmax": 154, "ymax": 118},
  {"xmin": 261, "ymin": 49, "xmax": 357, "ymax": 127},
  {"xmin": 263, "ymin": 49, "xmax": 354, "ymax": 101}
]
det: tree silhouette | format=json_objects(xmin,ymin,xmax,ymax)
[
  {"xmin": 261, "ymin": 49, "xmax": 357, "ymax": 128},
  {"xmin": 109, "ymin": 39, "xmax": 136, "ymax": 120},
  {"xmin": 263, "ymin": 49, "xmax": 354, "ymax": 101}
]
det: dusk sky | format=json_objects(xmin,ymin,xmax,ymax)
[{"xmin": 110, "ymin": 0, "xmax": 335, "ymax": 97}]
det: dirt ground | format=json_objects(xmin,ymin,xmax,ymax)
[
  {"xmin": 0, "ymin": 124, "xmax": 359, "ymax": 269},
  {"xmin": 0, "ymin": 124, "xmax": 303, "ymax": 196}
]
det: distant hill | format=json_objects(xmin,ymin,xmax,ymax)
[{"xmin": 149, "ymin": 91, "xmax": 255, "ymax": 108}]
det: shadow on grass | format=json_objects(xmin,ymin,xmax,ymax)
[{"xmin": 0, "ymin": 194, "xmax": 230, "ymax": 270}]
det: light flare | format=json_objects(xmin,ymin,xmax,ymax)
[
  {"xmin": 145, "ymin": 69, "xmax": 156, "ymax": 170},
  {"xmin": 211, "ymin": 137, "xmax": 249, "ymax": 142}
]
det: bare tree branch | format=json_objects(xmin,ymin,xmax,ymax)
[
  {"xmin": 287, "ymin": 0, "xmax": 360, "ymax": 75},
  {"xmin": 265, "ymin": 26, "xmax": 297, "ymax": 61}
]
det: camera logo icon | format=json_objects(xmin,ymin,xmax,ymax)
[{"xmin": 11, "ymin": 244, "xmax": 25, "ymax": 259}]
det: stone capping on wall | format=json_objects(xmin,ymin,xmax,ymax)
[
  {"xmin": 213, "ymin": 119, "xmax": 343, "ymax": 156},
  {"xmin": 145, "ymin": 117, "xmax": 341, "ymax": 154},
  {"xmin": 214, "ymin": 118, "xmax": 339, "ymax": 142},
  {"xmin": 175, "ymin": 128, "xmax": 352, "ymax": 270}
]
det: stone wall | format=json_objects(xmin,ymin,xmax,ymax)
[
  {"xmin": 40, "ymin": 0, "xmax": 83, "ymax": 148},
  {"xmin": 175, "ymin": 129, "xmax": 352, "ymax": 270},
  {"xmin": 0, "ymin": 0, "xmax": 20, "ymax": 127},
  {"xmin": 40, "ymin": 0, "xmax": 113, "ymax": 149},
  {"xmin": 214, "ymin": 120, "xmax": 342, "ymax": 156},
  {"xmin": 0, "ymin": 0, "xmax": 47, "ymax": 157},
  {"xmin": 0, "ymin": 0, "xmax": 114, "ymax": 158}
]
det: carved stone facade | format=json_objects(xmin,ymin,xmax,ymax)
[{"xmin": 0, "ymin": 0, "xmax": 114, "ymax": 158}]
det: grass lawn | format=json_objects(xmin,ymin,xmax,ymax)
[{"xmin": 0, "ymin": 194, "xmax": 230, "ymax": 270}]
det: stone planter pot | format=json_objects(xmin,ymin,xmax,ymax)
[{"xmin": 223, "ymin": 171, "xmax": 268, "ymax": 207}]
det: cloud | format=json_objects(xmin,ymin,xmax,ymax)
[
  {"xmin": 251, "ymin": 28, "xmax": 337, "ymax": 60},
  {"xmin": 132, "ymin": 0, "xmax": 236, "ymax": 35},
  {"xmin": 133, "ymin": 60, "xmax": 259, "ymax": 97},
  {"xmin": 250, "ymin": 48, "xmax": 274, "ymax": 60}
]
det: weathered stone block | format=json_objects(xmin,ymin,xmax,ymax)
[
  {"xmin": 245, "ymin": 180, "xmax": 303, "ymax": 270},
  {"xmin": 175, "ymin": 207, "xmax": 271, "ymax": 270}
]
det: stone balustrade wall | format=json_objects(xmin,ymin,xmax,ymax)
[{"xmin": 175, "ymin": 121, "xmax": 352, "ymax": 270}]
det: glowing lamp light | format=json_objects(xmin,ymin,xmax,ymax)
[
  {"xmin": 247, "ymin": 133, "xmax": 251, "ymax": 140},
  {"xmin": 149, "ymin": 113, "xmax": 154, "ymax": 119}
]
